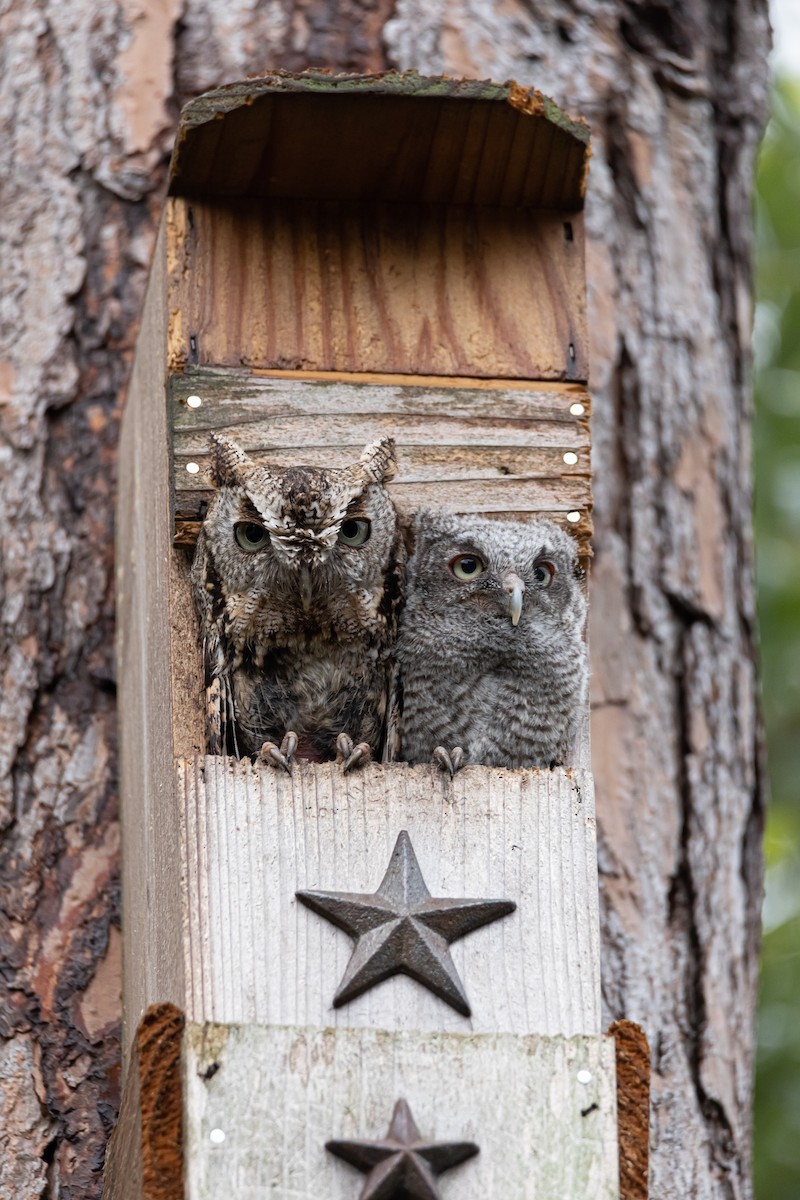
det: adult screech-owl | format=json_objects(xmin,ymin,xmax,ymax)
[
  {"xmin": 397, "ymin": 511, "xmax": 587, "ymax": 773},
  {"xmin": 190, "ymin": 435, "xmax": 405, "ymax": 771}
]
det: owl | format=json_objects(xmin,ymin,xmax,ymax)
[
  {"xmin": 396, "ymin": 511, "xmax": 587, "ymax": 774},
  {"xmin": 190, "ymin": 435, "xmax": 405, "ymax": 771}
]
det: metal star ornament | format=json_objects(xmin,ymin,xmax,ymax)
[
  {"xmin": 296, "ymin": 830, "xmax": 516, "ymax": 1015},
  {"xmin": 326, "ymin": 1097, "xmax": 479, "ymax": 1199}
]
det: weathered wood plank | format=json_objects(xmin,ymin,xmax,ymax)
[
  {"xmin": 179, "ymin": 447, "xmax": 587, "ymax": 481},
  {"xmin": 204, "ymin": 368, "xmax": 593, "ymax": 392},
  {"xmin": 169, "ymin": 372, "xmax": 592, "ymax": 549},
  {"xmin": 178, "ymin": 760, "xmax": 601, "ymax": 1038},
  {"xmin": 182, "ymin": 1023, "xmax": 619, "ymax": 1199},
  {"xmin": 166, "ymin": 197, "xmax": 588, "ymax": 380},
  {"xmin": 170, "ymin": 368, "xmax": 592, "ymax": 421},
  {"xmin": 116, "ymin": 224, "xmax": 190, "ymax": 1048}
]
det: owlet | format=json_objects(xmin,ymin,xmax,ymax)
[
  {"xmin": 191, "ymin": 435, "xmax": 405, "ymax": 771},
  {"xmin": 397, "ymin": 511, "xmax": 587, "ymax": 773}
]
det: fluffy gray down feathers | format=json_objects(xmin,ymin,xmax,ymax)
[{"xmin": 397, "ymin": 510, "xmax": 587, "ymax": 769}]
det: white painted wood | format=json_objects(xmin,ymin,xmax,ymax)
[
  {"xmin": 183, "ymin": 1022, "xmax": 619, "ymax": 1200},
  {"xmin": 178, "ymin": 759, "xmax": 601, "ymax": 1037}
]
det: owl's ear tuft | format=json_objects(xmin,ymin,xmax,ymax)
[
  {"xmin": 359, "ymin": 437, "xmax": 397, "ymax": 484},
  {"xmin": 209, "ymin": 434, "xmax": 251, "ymax": 487}
]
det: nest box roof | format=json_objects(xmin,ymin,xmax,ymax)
[{"xmin": 168, "ymin": 70, "xmax": 590, "ymax": 210}]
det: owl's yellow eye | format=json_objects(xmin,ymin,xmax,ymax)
[
  {"xmin": 338, "ymin": 518, "xmax": 371, "ymax": 547},
  {"xmin": 450, "ymin": 554, "xmax": 486, "ymax": 581},
  {"xmin": 234, "ymin": 521, "xmax": 269, "ymax": 552}
]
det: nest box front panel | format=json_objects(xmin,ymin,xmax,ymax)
[{"xmin": 165, "ymin": 197, "xmax": 587, "ymax": 381}]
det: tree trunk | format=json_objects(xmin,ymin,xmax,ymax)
[{"xmin": 0, "ymin": 2, "xmax": 768, "ymax": 1197}]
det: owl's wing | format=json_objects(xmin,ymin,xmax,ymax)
[
  {"xmin": 192, "ymin": 530, "xmax": 239, "ymax": 757},
  {"xmin": 205, "ymin": 671, "xmax": 224, "ymax": 756},
  {"xmin": 202, "ymin": 654, "xmax": 238, "ymax": 757}
]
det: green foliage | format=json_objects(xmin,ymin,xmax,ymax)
[{"xmin": 754, "ymin": 72, "xmax": 800, "ymax": 1200}]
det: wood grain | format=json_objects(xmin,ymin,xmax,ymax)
[
  {"xmin": 169, "ymin": 71, "xmax": 590, "ymax": 210},
  {"xmin": 182, "ymin": 1022, "xmax": 619, "ymax": 1199},
  {"xmin": 169, "ymin": 370, "xmax": 592, "ymax": 551},
  {"xmin": 215, "ymin": 368, "xmax": 593, "ymax": 390},
  {"xmin": 103, "ymin": 1004, "xmax": 185, "ymax": 1200},
  {"xmin": 117, "ymin": 224, "xmax": 191, "ymax": 1046},
  {"xmin": 609, "ymin": 1021, "xmax": 651, "ymax": 1200},
  {"xmin": 178, "ymin": 759, "xmax": 601, "ymax": 1038},
  {"xmin": 166, "ymin": 196, "xmax": 588, "ymax": 380}
]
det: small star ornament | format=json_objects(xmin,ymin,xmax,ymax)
[
  {"xmin": 326, "ymin": 1097, "xmax": 479, "ymax": 1199},
  {"xmin": 296, "ymin": 830, "xmax": 516, "ymax": 1015}
]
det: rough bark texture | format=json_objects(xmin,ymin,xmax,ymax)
[{"xmin": 0, "ymin": 1, "xmax": 768, "ymax": 1197}]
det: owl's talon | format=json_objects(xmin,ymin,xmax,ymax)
[
  {"xmin": 260, "ymin": 744, "xmax": 292, "ymax": 773},
  {"xmin": 336, "ymin": 732, "xmax": 372, "ymax": 773},
  {"xmin": 336, "ymin": 732, "xmax": 353, "ymax": 763},
  {"xmin": 343, "ymin": 743, "xmax": 371, "ymax": 773},
  {"xmin": 433, "ymin": 745, "xmax": 465, "ymax": 777},
  {"xmin": 259, "ymin": 731, "xmax": 297, "ymax": 774}
]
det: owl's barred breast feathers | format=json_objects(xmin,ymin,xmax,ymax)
[{"xmin": 190, "ymin": 435, "xmax": 405, "ymax": 764}]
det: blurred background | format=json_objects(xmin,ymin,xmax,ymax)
[{"xmin": 754, "ymin": 2, "xmax": 800, "ymax": 1195}]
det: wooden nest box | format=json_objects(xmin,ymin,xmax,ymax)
[{"xmin": 110, "ymin": 71, "xmax": 636, "ymax": 1200}]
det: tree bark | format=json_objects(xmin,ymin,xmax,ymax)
[{"xmin": 0, "ymin": 1, "xmax": 768, "ymax": 1197}]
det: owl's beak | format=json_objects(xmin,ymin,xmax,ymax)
[
  {"xmin": 298, "ymin": 565, "xmax": 314, "ymax": 612},
  {"xmin": 502, "ymin": 572, "xmax": 526, "ymax": 626}
]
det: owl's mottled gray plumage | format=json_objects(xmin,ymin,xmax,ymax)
[
  {"xmin": 191, "ymin": 435, "xmax": 405, "ymax": 769},
  {"xmin": 397, "ymin": 511, "xmax": 587, "ymax": 772}
]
